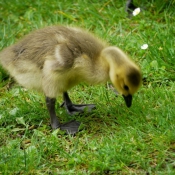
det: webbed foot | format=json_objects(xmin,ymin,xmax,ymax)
[
  {"xmin": 60, "ymin": 120, "xmax": 81, "ymax": 135},
  {"xmin": 61, "ymin": 92, "xmax": 96, "ymax": 115}
]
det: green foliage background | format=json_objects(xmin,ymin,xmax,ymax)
[{"xmin": 0, "ymin": 0, "xmax": 175, "ymax": 174}]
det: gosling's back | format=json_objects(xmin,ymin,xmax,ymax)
[{"xmin": 0, "ymin": 26, "xmax": 105, "ymax": 68}]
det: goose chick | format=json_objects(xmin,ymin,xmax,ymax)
[{"xmin": 0, "ymin": 25, "xmax": 142, "ymax": 134}]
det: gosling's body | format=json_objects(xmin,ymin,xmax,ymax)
[
  {"xmin": 0, "ymin": 26, "xmax": 108, "ymax": 96},
  {"xmin": 0, "ymin": 25, "xmax": 141, "ymax": 134}
]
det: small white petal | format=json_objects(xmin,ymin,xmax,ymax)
[
  {"xmin": 141, "ymin": 44, "xmax": 148, "ymax": 50},
  {"xmin": 133, "ymin": 7, "xmax": 141, "ymax": 16}
]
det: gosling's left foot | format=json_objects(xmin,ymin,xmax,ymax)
[{"xmin": 60, "ymin": 120, "xmax": 81, "ymax": 135}]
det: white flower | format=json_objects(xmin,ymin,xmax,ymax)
[
  {"xmin": 133, "ymin": 8, "xmax": 141, "ymax": 16},
  {"xmin": 141, "ymin": 44, "xmax": 148, "ymax": 50}
]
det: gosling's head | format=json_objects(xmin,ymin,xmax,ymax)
[
  {"xmin": 102, "ymin": 46, "xmax": 142, "ymax": 107},
  {"xmin": 112, "ymin": 65, "xmax": 141, "ymax": 107}
]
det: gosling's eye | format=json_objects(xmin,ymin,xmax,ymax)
[{"xmin": 124, "ymin": 85, "xmax": 129, "ymax": 91}]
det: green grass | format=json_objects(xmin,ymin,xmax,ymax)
[{"xmin": 0, "ymin": 0, "xmax": 175, "ymax": 174}]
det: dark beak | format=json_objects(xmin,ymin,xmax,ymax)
[{"xmin": 123, "ymin": 94, "xmax": 132, "ymax": 107}]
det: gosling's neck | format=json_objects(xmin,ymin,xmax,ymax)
[
  {"xmin": 86, "ymin": 46, "xmax": 130, "ymax": 85},
  {"xmin": 92, "ymin": 46, "xmax": 128, "ymax": 84},
  {"xmin": 98, "ymin": 47, "xmax": 122, "ymax": 80},
  {"xmin": 100, "ymin": 46, "xmax": 133, "ymax": 76}
]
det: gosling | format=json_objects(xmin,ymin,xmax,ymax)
[{"xmin": 0, "ymin": 25, "xmax": 142, "ymax": 134}]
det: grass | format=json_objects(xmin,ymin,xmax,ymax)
[{"xmin": 0, "ymin": 0, "xmax": 175, "ymax": 174}]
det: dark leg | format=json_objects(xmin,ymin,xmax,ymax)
[
  {"xmin": 46, "ymin": 97, "xmax": 59, "ymax": 129},
  {"xmin": 61, "ymin": 92, "xmax": 96, "ymax": 115},
  {"xmin": 46, "ymin": 97, "xmax": 80, "ymax": 134}
]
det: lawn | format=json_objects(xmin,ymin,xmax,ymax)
[{"xmin": 0, "ymin": 0, "xmax": 175, "ymax": 174}]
